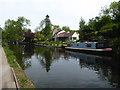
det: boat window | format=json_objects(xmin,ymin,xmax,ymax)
[
  {"xmin": 77, "ymin": 44, "xmax": 79, "ymax": 46},
  {"xmin": 87, "ymin": 44, "xmax": 91, "ymax": 47}
]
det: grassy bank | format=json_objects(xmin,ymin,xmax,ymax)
[
  {"xmin": 35, "ymin": 41, "xmax": 69, "ymax": 47},
  {"xmin": 3, "ymin": 45, "xmax": 35, "ymax": 88}
]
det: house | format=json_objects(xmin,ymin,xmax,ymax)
[
  {"xmin": 53, "ymin": 30, "xmax": 79, "ymax": 42},
  {"xmin": 53, "ymin": 30, "xmax": 65, "ymax": 41}
]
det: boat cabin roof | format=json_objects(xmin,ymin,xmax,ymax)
[{"xmin": 72, "ymin": 42, "xmax": 98, "ymax": 44}]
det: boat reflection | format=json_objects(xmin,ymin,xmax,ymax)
[{"xmin": 66, "ymin": 50, "xmax": 120, "ymax": 88}]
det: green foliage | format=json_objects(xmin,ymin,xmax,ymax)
[
  {"xmin": 36, "ymin": 41, "xmax": 67, "ymax": 47},
  {"xmin": 79, "ymin": 17, "xmax": 85, "ymax": 31},
  {"xmin": 110, "ymin": 1, "xmax": 119, "ymax": 20},
  {"xmin": 18, "ymin": 78, "xmax": 28, "ymax": 88},
  {"xmin": 62, "ymin": 26, "xmax": 70, "ymax": 32},
  {"xmin": 77, "ymin": 1, "xmax": 120, "ymax": 54},
  {"xmin": 4, "ymin": 46, "xmax": 17, "ymax": 67},
  {"xmin": 35, "ymin": 32, "xmax": 44, "ymax": 40},
  {"xmin": 98, "ymin": 23, "xmax": 117, "ymax": 39},
  {"xmin": 88, "ymin": 16, "xmax": 112, "ymax": 31},
  {"xmin": 78, "ymin": 1, "xmax": 120, "ymax": 44},
  {"xmin": 110, "ymin": 38, "xmax": 120, "ymax": 55},
  {"xmin": 3, "ymin": 17, "xmax": 30, "ymax": 42},
  {"xmin": 52, "ymin": 25, "xmax": 61, "ymax": 30},
  {"xmin": 39, "ymin": 15, "xmax": 52, "ymax": 40}
]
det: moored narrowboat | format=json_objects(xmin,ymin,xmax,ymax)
[{"xmin": 65, "ymin": 42, "xmax": 112, "ymax": 55}]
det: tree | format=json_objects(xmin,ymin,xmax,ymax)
[
  {"xmin": 110, "ymin": 1, "xmax": 119, "ymax": 20},
  {"xmin": 35, "ymin": 31, "xmax": 45, "ymax": 41},
  {"xmin": 100, "ymin": 6, "xmax": 110, "ymax": 17},
  {"xmin": 39, "ymin": 15, "xmax": 52, "ymax": 40},
  {"xmin": 113, "ymin": 1, "xmax": 120, "ymax": 23},
  {"xmin": 77, "ymin": 1, "xmax": 120, "ymax": 54},
  {"xmin": 62, "ymin": 26, "xmax": 70, "ymax": 32},
  {"xmin": 79, "ymin": 17, "xmax": 93, "ymax": 41},
  {"xmin": 52, "ymin": 25, "xmax": 61, "ymax": 30},
  {"xmin": 101, "ymin": 1, "xmax": 120, "ymax": 22},
  {"xmin": 3, "ymin": 17, "xmax": 30, "ymax": 42},
  {"xmin": 79, "ymin": 17, "xmax": 85, "ymax": 31}
]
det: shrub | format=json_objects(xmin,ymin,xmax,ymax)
[{"xmin": 110, "ymin": 38, "xmax": 120, "ymax": 55}]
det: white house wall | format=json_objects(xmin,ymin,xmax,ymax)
[{"xmin": 72, "ymin": 32, "xmax": 79, "ymax": 40}]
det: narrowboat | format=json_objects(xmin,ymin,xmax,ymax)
[{"xmin": 65, "ymin": 42, "xmax": 112, "ymax": 55}]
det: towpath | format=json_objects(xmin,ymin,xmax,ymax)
[{"xmin": 0, "ymin": 45, "xmax": 17, "ymax": 89}]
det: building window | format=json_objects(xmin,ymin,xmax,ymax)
[
  {"xmin": 70, "ymin": 37, "xmax": 72, "ymax": 40},
  {"xmin": 73, "ymin": 37, "xmax": 77, "ymax": 40}
]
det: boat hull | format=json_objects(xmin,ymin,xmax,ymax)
[{"xmin": 65, "ymin": 47, "xmax": 112, "ymax": 56}]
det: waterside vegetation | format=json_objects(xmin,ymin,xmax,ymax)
[{"xmin": 3, "ymin": 44, "xmax": 35, "ymax": 88}]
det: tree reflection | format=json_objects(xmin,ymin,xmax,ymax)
[
  {"xmin": 23, "ymin": 45, "xmax": 35, "ymax": 59},
  {"xmin": 9, "ymin": 45, "xmax": 34, "ymax": 70},
  {"xmin": 67, "ymin": 51, "xmax": 120, "ymax": 88},
  {"xmin": 34, "ymin": 47, "xmax": 54, "ymax": 72},
  {"xmin": 34, "ymin": 47, "xmax": 69, "ymax": 72}
]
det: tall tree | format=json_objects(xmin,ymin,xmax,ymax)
[
  {"xmin": 39, "ymin": 15, "xmax": 52, "ymax": 40},
  {"xmin": 3, "ymin": 17, "xmax": 30, "ymax": 42},
  {"xmin": 79, "ymin": 17, "xmax": 85, "ymax": 31}
]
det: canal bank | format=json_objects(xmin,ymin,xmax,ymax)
[
  {"xmin": 1, "ymin": 45, "xmax": 35, "ymax": 88},
  {"xmin": 0, "ymin": 45, "xmax": 17, "ymax": 89}
]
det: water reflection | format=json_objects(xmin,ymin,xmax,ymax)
[
  {"xmin": 66, "ymin": 51, "xmax": 120, "ymax": 88},
  {"xmin": 34, "ymin": 47, "xmax": 69, "ymax": 72},
  {"xmin": 9, "ymin": 45, "xmax": 120, "ymax": 88},
  {"xmin": 9, "ymin": 45, "xmax": 34, "ymax": 70}
]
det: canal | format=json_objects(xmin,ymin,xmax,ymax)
[{"xmin": 9, "ymin": 45, "xmax": 120, "ymax": 88}]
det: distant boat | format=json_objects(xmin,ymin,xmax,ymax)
[{"xmin": 65, "ymin": 42, "xmax": 112, "ymax": 55}]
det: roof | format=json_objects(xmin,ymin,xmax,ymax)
[
  {"xmin": 53, "ymin": 30, "xmax": 61, "ymax": 34},
  {"xmin": 58, "ymin": 32, "xmax": 75, "ymax": 37}
]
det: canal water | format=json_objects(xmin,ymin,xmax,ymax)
[{"xmin": 9, "ymin": 45, "xmax": 120, "ymax": 88}]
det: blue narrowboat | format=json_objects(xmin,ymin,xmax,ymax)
[{"xmin": 65, "ymin": 42, "xmax": 112, "ymax": 55}]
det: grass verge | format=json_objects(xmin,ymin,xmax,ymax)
[
  {"xmin": 35, "ymin": 41, "xmax": 68, "ymax": 47},
  {"xmin": 3, "ymin": 45, "xmax": 35, "ymax": 88}
]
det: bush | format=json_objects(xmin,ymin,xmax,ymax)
[{"xmin": 110, "ymin": 38, "xmax": 120, "ymax": 55}]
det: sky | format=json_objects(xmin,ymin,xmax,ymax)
[{"xmin": 0, "ymin": 0, "xmax": 119, "ymax": 31}]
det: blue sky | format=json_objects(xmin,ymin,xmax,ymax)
[{"xmin": 0, "ymin": 0, "xmax": 119, "ymax": 31}]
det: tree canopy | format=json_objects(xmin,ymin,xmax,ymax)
[
  {"xmin": 79, "ymin": 1, "xmax": 120, "ymax": 42},
  {"xmin": 78, "ymin": 1, "xmax": 120, "ymax": 54},
  {"xmin": 38, "ymin": 15, "xmax": 52, "ymax": 40},
  {"xmin": 3, "ymin": 17, "xmax": 30, "ymax": 42}
]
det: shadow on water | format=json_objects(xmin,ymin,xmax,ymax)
[
  {"xmin": 8, "ymin": 45, "xmax": 120, "ymax": 88},
  {"xmin": 9, "ymin": 45, "xmax": 34, "ymax": 70}
]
